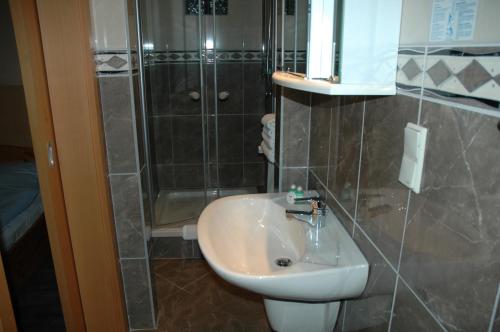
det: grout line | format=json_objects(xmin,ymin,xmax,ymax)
[
  {"xmin": 397, "ymin": 89, "xmax": 422, "ymax": 99},
  {"xmin": 397, "ymin": 190, "xmax": 412, "ymax": 272},
  {"xmin": 398, "ymin": 89, "xmax": 500, "ymax": 120},
  {"xmin": 352, "ymin": 97, "xmax": 366, "ymax": 237},
  {"xmin": 387, "ymin": 276, "xmax": 400, "ymax": 332},
  {"xmin": 353, "ymin": 221, "xmax": 398, "ymax": 274},
  {"xmin": 399, "ymin": 42, "xmax": 500, "ymax": 48},
  {"xmin": 417, "ymin": 46, "xmax": 428, "ymax": 124},
  {"xmin": 310, "ymin": 169, "xmax": 356, "ymax": 225},
  {"xmin": 488, "ymin": 283, "xmax": 500, "ymax": 332},
  {"xmin": 152, "ymin": 271, "xmax": 188, "ymax": 293},
  {"xmin": 388, "ymin": 190, "xmax": 412, "ymax": 331},
  {"xmin": 398, "ymin": 277, "xmax": 448, "ymax": 331},
  {"xmin": 305, "ymin": 93, "xmax": 312, "ymax": 191},
  {"xmin": 282, "ymin": 166, "xmax": 310, "ymax": 169},
  {"xmin": 419, "ymin": 93, "xmax": 500, "ymax": 119},
  {"xmin": 242, "ymin": 44, "xmax": 246, "ymax": 184},
  {"xmin": 340, "ymin": 302, "xmax": 346, "ymax": 332},
  {"xmin": 109, "ymin": 172, "xmax": 140, "ymax": 177},
  {"xmin": 151, "ymin": 112, "xmax": 265, "ymax": 118},
  {"xmin": 324, "ymin": 96, "xmax": 334, "ymax": 195},
  {"xmin": 120, "ymin": 257, "xmax": 148, "ymax": 260},
  {"xmin": 278, "ymin": 90, "xmax": 285, "ymax": 191},
  {"xmin": 397, "ymin": 87, "xmax": 500, "ymax": 120}
]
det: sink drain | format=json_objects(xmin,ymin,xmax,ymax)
[{"xmin": 275, "ymin": 257, "xmax": 293, "ymax": 267}]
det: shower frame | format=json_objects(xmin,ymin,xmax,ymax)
[{"xmin": 134, "ymin": 0, "xmax": 303, "ymax": 229}]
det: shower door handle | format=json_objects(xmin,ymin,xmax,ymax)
[
  {"xmin": 218, "ymin": 91, "xmax": 230, "ymax": 101},
  {"xmin": 189, "ymin": 91, "xmax": 201, "ymax": 101}
]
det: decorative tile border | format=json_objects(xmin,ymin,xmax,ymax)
[
  {"xmin": 95, "ymin": 50, "xmax": 138, "ymax": 74},
  {"xmin": 396, "ymin": 48, "xmax": 425, "ymax": 94},
  {"xmin": 144, "ymin": 50, "xmax": 267, "ymax": 64},
  {"xmin": 397, "ymin": 46, "xmax": 500, "ymax": 110},
  {"xmin": 423, "ymin": 47, "xmax": 500, "ymax": 103},
  {"xmin": 185, "ymin": 0, "xmax": 228, "ymax": 16}
]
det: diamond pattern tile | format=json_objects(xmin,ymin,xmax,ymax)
[
  {"xmin": 427, "ymin": 60, "xmax": 452, "ymax": 86},
  {"xmin": 106, "ymin": 55, "xmax": 127, "ymax": 69},
  {"xmin": 401, "ymin": 58, "xmax": 422, "ymax": 81},
  {"xmin": 495, "ymin": 74, "xmax": 500, "ymax": 86},
  {"xmin": 230, "ymin": 53, "xmax": 242, "ymax": 59},
  {"xmin": 456, "ymin": 60, "xmax": 493, "ymax": 92}
]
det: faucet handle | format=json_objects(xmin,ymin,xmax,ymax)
[{"xmin": 294, "ymin": 196, "xmax": 324, "ymax": 204}]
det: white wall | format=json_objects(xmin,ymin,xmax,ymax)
[{"xmin": 400, "ymin": 0, "xmax": 500, "ymax": 45}]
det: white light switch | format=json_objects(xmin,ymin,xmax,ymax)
[{"xmin": 399, "ymin": 123, "xmax": 428, "ymax": 193}]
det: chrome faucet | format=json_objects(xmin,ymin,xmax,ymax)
[{"xmin": 286, "ymin": 196, "xmax": 328, "ymax": 228}]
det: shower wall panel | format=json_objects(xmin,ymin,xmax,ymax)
[{"xmin": 142, "ymin": 0, "xmax": 269, "ymax": 191}]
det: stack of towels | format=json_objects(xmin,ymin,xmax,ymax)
[{"xmin": 258, "ymin": 113, "xmax": 276, "ymax": 163}]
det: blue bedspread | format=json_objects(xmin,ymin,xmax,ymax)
[{"xmin": 0, "ymin": 162, "xmax": 40, "ymax": 231}]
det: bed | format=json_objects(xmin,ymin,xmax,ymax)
[
  {"xmin": 0, "ymin": 161, "xmax": 43, "ymax": 251},
  {"xmin": 0, "ymin": 145, "xmax": 48, "ymax": 287}
]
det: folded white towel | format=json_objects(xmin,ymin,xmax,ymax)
[
  {"xmin": 261, "ymin": 113, "xmax": 276, "ymax": 129},
  {"xmin": 261, "ymin": 131, "xmax": 275, "ymax": 148},
  {"xmin": 262, "ymin": 123, "xmax": 276, "ymax": 136},
  {"xmin": 259, "ymin": 141, "xmax": 275, "ymax": 163},
  {"xmin": 261, "ymin": 138, "xmax": 272, "ymax": 151}
]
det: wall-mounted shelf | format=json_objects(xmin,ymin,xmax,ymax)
[{"xmin": 272, "ymin": 71, "xmax": 396, "ymax": 96}]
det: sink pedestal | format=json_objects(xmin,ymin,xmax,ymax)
[{"xmin": 264, "ymin": 298, "xmax": 340, "ymax": 332}]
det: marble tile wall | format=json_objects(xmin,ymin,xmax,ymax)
[
  {"xmin": 277, "ymin": 46, "xmax": 500, "ymax": 331},
  {"xmin": 277, "ymin": 87, "xmax": 311, "ymax": 191},
  {"xmin": 91, "ymin": 0, "xmax": 156, "ymax": 329}
]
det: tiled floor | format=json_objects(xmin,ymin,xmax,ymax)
[{"xmin": 152, "ymin": 259, "xmax": 272, "ymax": 332}]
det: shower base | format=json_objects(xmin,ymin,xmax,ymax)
[{"xmin": 152, "ymin": 187, "xmax": 258, "ymax": 237}]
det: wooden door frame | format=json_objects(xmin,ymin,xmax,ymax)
[
  {"xmin": 8, "ymin": 0, "xmax": 129, "ymax": 330},
  {"xmin": 0, "ymin": 253, "xmax": 17, "ymax": 332}
]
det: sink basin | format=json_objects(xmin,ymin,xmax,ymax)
[{"xmin": 198, "ymin": 193, "xmax": 369, "ymax": 332}]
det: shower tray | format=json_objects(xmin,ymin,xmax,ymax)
[{"xmin": 153, "ymin": 187, "xmax": 258, "ymax": 237}]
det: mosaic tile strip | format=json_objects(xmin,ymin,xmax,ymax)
[
  {"xmin": 95, "ymin": 52, "xmax": 129, "ymax": 72},
  {"xmin": 95, "ymin": 51, "xmax": 138, "ymax": 74},
  {"xmin": 277, "ymin": 50, "xmax": 307, "ymax": 64},
  {"xmin": 144, "ymin": 50, "xmax": 266, "ymax": 63},
  {"xmin": 423, "ymin": 47, "xmax": 500, "ymax": 103},
  {"xmin": 185, "ymin": 0, "xmax": 228, "ymax": 15}
]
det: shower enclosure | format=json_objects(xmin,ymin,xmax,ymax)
[
  {"xmin": 137, "ymin": 0, "xmax": 308, "ymax": 231},
  {"xmin": 138, "ymin": 0, "xmax": 268, "ymax": 230}
]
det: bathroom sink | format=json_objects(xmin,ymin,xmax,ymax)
[{"xmin": 197, "ymin": 193, "xmax": 369, "ymax": 302}]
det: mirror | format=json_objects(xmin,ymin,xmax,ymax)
[
  {"xmin": 273, "ymin": 0, "xmax": 402, "ymax": 96},
  {"xmin": 280, "ymin": 0, "xmax": 308, "ymax": 74},
  {"xmin": 280, "ymin": 0, "xmax": 341, "ymax": 79}
]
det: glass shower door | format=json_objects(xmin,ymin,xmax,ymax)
[
  {"xmin": 141, "ymin": 0, "xmax": 209, "ymax": 227},
  {"xmin": 204, "ymin": 0, "xmax": 268, "ymax": 195},
  {"xmin": 139, "ymin": 0, "xmax": 269, "ymax": 229}
]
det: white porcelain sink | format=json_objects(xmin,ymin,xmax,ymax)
[{"xmin": 198, "ymin": 193, "xmax": 369, "ymax": 332}]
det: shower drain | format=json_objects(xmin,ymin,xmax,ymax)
[{"xmin": 275, "ymin": 257, "xmax": 293, "ymax": 267}]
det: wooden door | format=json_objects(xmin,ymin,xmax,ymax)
[
  {"xmin": 9, "ymin": 0, "xmax": 128, "ymax": 330},
  {"xmin": 0, "ymin": 253, "xmax": 16, "ymax": 332}
]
